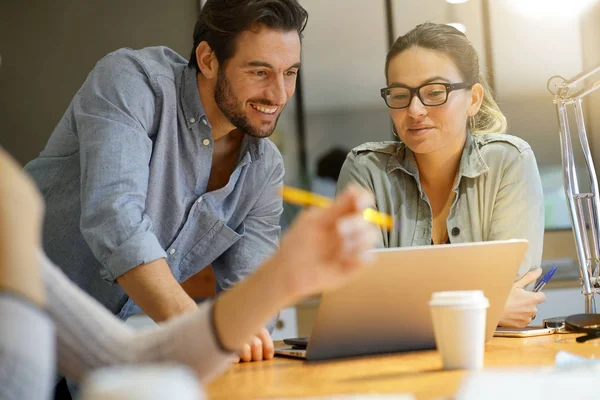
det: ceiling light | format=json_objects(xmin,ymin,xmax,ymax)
[{"xmin": 446, "ymin": 0, "xmax": 469, "ymax": 3}]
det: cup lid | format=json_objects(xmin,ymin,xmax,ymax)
[{"xmin": 429, "ymin": 290, "xmax": 489, "ymax": 308}]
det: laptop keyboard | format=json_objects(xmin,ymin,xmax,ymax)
[{"xmin": 283, "ymin": 336, "xmax": 309, "ymax": 348}]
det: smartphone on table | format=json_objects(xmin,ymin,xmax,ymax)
[{"xmin": 494, "ymin": 326, "xmax": 556, "ymax": 337}]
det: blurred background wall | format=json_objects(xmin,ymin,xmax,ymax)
[{"xmin": 0, "ymin": 0, "xmax": 197, "ymax": 164}]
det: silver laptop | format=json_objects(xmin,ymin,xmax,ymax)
[{"xmin": 275, "ymin": 239, "xmax": 528, "ymax": 361}]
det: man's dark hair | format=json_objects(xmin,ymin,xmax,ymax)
[{"xmin": 189, "ymin": 0, "xmax": 308, "ymax": 70}]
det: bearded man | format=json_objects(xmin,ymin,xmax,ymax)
[{"xmin": 24, "ymin": 0, "xmax": 307, "ymax": 372}]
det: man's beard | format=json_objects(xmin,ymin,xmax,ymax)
[{"xmin": 214, "ymin": 69, "xmax": 281, "ymax": 138}]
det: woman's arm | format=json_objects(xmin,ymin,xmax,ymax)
[
  {"xmin": 488, "ymin": 148, "xmax": 546, "ymax": 327},
  {"xmin": 488, "ymin": 149, "xmax": 545, "ymax": 280},
  {"xmin": 44, "ymin": 186, "xmax": 377, "ymax": 383},
  {"xmin": 213, "ymin": 186, "xmax": 376, "ymax": 352},
  {"xmin": 2, "ymin": 143, "xmax": 376, "ymax": 385},
  {"xmin": 42, "ymin": 253, "xmax": 235, "ymax": 383}
]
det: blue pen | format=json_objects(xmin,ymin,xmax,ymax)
[{"xmin": 534, "ymin": 265, "xmax": 558, "ymax": 292}]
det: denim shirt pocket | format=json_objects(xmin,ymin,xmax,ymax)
[{"xmin": 178, "ymin": 219, "xmax": 244, "ymax": 282}]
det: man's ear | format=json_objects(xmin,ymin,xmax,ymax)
[{"xmin": 196, "ymin": 41, "xmax": 218, "ymax": 79}]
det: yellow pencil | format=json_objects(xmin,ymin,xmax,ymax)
[{"xmin": 280, "ymin": 185, "xmax": 394, "ymax": 231}]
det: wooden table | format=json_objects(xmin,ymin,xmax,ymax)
[{"xmin": 206, "ymin": 334, "xmax": 600, "ymax": 399}]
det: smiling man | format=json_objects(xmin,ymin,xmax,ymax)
[{"xmin": 24, "ymin": 0, "xmax": 307, "ymax": 371}]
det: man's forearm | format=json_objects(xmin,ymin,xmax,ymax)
[{"xmin": 116, "ymin": 258, "xmax": 197, "ymax": 322}]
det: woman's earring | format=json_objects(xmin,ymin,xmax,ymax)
[
  {"xmin": 392, "ymin": 124, "xmax": 399, "ymax": 138},
  {"xmin": 469, "ymin": 115, "xmax": 476, "ymax": 131}
]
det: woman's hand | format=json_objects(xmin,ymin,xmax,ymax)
[
  {"xmin": 271, "ymin": 184, "xmax": 379, "ymax": 301},
  {"xmin": 498, "ymin": 268, "xmax": 546, "ymax": 328},
  {"xmin": 213, "ymin": 184, "xmax": 378, "ymax": 355},
  {"xmin": 0, "ymin": 148, "xmax": 45, "ymax": 306}
]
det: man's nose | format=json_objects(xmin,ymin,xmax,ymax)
[{"xmin": 266, "ymin": 75, "xmax": 287, "ymax": 105}]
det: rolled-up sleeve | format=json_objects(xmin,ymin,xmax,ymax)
[
  {"xmin": 488, "ymin": 149, "xmax": 545, "ymax": 285},
  {"xmin": 73, "ymin": 51, "xmax": 166, "ymax": 283}
]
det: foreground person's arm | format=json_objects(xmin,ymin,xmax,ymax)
[{"xmin": 44, "ymin": 186, "xmax": 377, "ymax": 383}]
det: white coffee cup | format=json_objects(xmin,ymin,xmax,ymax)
[
  {"xmin": 429, "ymin": 290, "xmax": 490, "ymax": 370},
  {"xmin": 78, "ymin": 364, "xmax": 203, "ymax": 400}
]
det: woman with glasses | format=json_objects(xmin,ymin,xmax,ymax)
[{"xmin": 337, "ymin": 22, "xmax": 546, "ymax": 328}]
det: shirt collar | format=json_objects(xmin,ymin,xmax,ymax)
[
  {"xmin": 238, "ymin": 135, "xmax": 264, "ymax": 166},
  {"xmin": 458, "ymin": 133, "xmax": 489, "ymax": 178},
  {"xmin": 181, "ymin": 66, "xmax": 207, "ymax": 129},
  {"xmin": 180, "ymin": 66, "xmax": 263, "ymax": 164},
  {"xmin": 386, "ymin": 144, "xmax": 418, "ymax": 178}
]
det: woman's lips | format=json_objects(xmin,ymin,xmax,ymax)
[{"xmin": 407, "ymin": 127, "xmax": 434, "ymax": 136}]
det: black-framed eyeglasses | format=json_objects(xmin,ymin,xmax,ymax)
[{"xmin": 380, "ymin": 82, "xmax": 474, "ymax": 109}]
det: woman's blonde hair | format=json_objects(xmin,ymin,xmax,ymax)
[{"xmin": 385, "ymin": 22, "xmax": 507, "ymax": 135}]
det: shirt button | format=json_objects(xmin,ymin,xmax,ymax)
[
  {"xmin": 189, "ymin": 117, "xmax": 196, "ymax": 124},
  {"xmin": 169, "ymin": 249, "xmax": 176, "ymax": 255},
  {"xmin": 202, "ymin": 118, "xmax": 208, "ymax": 126},
  {"xmin": 203, "ymin": 138, "xmax": 210, "ymax": 146},
  {"xmin": 197, "ymin": 197, "xmax": 203, "ymax": 204},
  {"xmin": 451, "ymin": 227, "xmax": 460, "ymax": 236}
]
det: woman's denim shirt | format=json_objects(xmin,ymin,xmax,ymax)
[{"xmin": 337, "ymin": 133, "xmax": 544, "ymax": 281}]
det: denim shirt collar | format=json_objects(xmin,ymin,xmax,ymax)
[
  {"xmin": 458, "ymin": 133, "xmax": 489, "ymax": 178},
  {"xmin": 238, "ymin": 135, "xmax": 264, "ymax": 167},
  {"xmin": 180, "ymin": 66, "xmax": 263, "ymax": 165},
  {"xmin": 386, "ymin": 132, "xmax": 489, "ymax": 182},
  {"xmin": 181, "ymin": 66, "xmax": 207, "ymax": 128}
]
